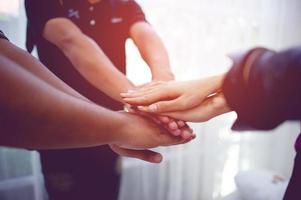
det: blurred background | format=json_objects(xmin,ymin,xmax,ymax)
[{"xmin": 0, "ymin": 0, "xmax": 300, "ymax": 199}]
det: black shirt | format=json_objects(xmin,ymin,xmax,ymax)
[{"xmin": 25, "ymin": 0, "xmax": 146, "ymax": 109}]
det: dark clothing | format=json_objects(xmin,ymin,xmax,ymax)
[
  {"xmin": 25, "ymin": 0, "xmax": 146, "ymax": 107},
  {"xmin": 0, "ymin": 30, "xmax": 8, "ymax": 41},
  {"xmin": 295, "ymin": 134, "xmax": 301, "ymax": 152},
  {"xmin": 223, "ymin": 47, "xmax": 301, "ymax": 132},
  {"xmin": 223, "ymin": 47, "xmax": 301, "ymax": 199},
  {"xmin": 25, "ymin": 0, "xmax": 146, "ymax": 199},
  {"xmin": 284, "ymin": 150, "xmax": 301, "ymax": 200},
  {"xmin": 40, "ymin": 147, "xmax": 120, "ymax": 200}
]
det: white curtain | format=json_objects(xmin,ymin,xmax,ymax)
[
  {"xmin": 121, "ymin": 0, "xmax": 301, "ymax": 199},
  {"xmin": 0, "ymin": 0, "xmax": 300, "ymax": 200}
]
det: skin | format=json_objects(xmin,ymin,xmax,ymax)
[
  {"xmin": 43, "ymin": 17, "xmax": 193, "ymax": 138},
  {"xmin": 121, "ymin": 76, "xmax": 232, "ymax": 122},
  {"xmin": 0, "ymin": 39, "xmax": 192, "ymax": 163}
]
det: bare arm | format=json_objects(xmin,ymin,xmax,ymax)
[
  {"xmin": 0, "ymin": 37, "xmax": 190, "ymax": 163},
  {"xmin": 43, "ymin": 18, "xmax": 134, "ymax": 102},
  {"xmin": 0, "ymin": 39, "xmax": 88, "ymax": 102},
  {"xmin": 0, "ymin": 54, "xmax": 124, "ymax": 149},
  {"xmin": 0, "ymin": 54, "xmax": 186, "ymax": 152},
  {"xmin": 130, "ymin": 22, "xmax": 174, "ymax": 81}
]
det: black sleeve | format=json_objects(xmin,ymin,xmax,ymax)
[
  {"xmin": 25, "ymin": 0, "xmax": 63, "ymax": 52},
  {"xmin": 223, "ymin": 47, "xmax": 301, "ymax": 130},
  {"xmin": 118, "ymin": 0, "xmax": 147, "ymax": 31},
  {"xmin": 0, "ymin": 30, "xmax": 9, "ymax": 41}
]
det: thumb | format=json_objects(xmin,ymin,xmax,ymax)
[
  {"xmin": 110, "ymin": 144, "xmax": 163, "ymax": 163},
  {"xmin": 137, "ymin": 98, "xmax": 186, "ymax": 113}
]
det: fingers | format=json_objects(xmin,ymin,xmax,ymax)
[
  {"xmin": 122, "ymin": 89, "xmax": 174, "ymax": 106},
  {"xmin": 161, "ymin": 93, "xmax": 231, "ymax": 122},
  {"xmin": 156, "ymin": 115, "xmax": 170, "ymax": 123},
  {"xmin": 121, "ymin": 82, "xmax": 178, "ymax": 106},
  {"xmin": 177, "ymin": 120, "xmax": 186, "ymax": 128},
  {"xmin": 154, "ymin": 115, "xmax": 194, "ymax": 139},
  {"xmin": 128, "ymin": 108, "xmax": 189, "ymax": 137},
  {"xmin": 159, "ymin": 130, "xmax": 196, "ymax": 146},
  {"xmin": 110, "ymin": 144, "xmax": 163, "ymax": 163},
  {"xmin": 136, "ymin": 97, "xmax": 187, "ymax": 113},
  {"xmin": 160, "ymin": 132, "xmax": 196, "ymax": 147},
  {"xmin": 125, "ymin": 107, "xmax": 196, "ymax": 144}
]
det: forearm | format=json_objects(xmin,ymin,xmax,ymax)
[
  {"xmin": 0, "ymin": 39, "xmax": 88, "ymax": 102},
  {"xmin": 63, "ymin": 36, "xmax": 134, "ymax": 101},
  {"xmin": 44, "ymin": 18, "xmax": 134, "ymax": 103},
  {"xmin": 0, "ymin": 56, "xmax": 126, "ymax": 149},
  {"xmin": 131, "ymin": 22, "xmax": 174, "ymax": 80}
]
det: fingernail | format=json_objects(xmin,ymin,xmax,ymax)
[
  {"xmin": 148, "ymin": 104, "xmax": 158, "ymax": 112},
  {"xmin": 177, "ymin": 121, "xmax": 186, "ymax": 127},
  {"xmin": 168, "ymin": 122, "xmax": 178, "ymax": 130},
  {"xmin": 137, "ymin": 106, "xmax": 147, "ymax": 111},
  {"xmin": 182, "ymin": 130, "xmax": 192, "ymax": 140},
  {"xmin": 172, "ymin": 129, "xmax": 181, "ymax": 136},
  {"xmin": 153, "ymin": 154, "xmax": 162, "ymax": 163}
]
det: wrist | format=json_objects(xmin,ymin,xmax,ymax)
[
  {"xmin": 197, "ymin": 74, "xmax": 226, "ymax": 92},
  {"xmin": 152, "ymin": 70, "xmax": 174, "ymax": 81},
  {"xmin": 109, "ymin": 111, "xmax": 134, "ymax": 145}
]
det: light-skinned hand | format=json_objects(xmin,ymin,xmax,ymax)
[{"xmin": 121, "ymin": 75, "xmax": 224, "ymax": 114}]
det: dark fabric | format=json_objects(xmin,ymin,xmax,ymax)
[
  {"xmin": 25, "ymin": 0, "xmax": 146, "ymax": 108},
  {"xmin": 0, "ymin": 30, "xmax": 9, "ymax": 41},
  {"xmin": 223, "ymin": 47, "xmax": 301, "ymax": 131},
  {"xmin": 40, "ymin": 146, "xmax": 120, "ymax": 200},
  {"xmin": 25, "ymin": 1, "xmax": 146, "ymax": 199},
  {"xmin": 25, "ymin": 0, "xmax": 63, "ymax": 52},
  {"xmin": 295, "ymin": 133, "xmax": 301, "ymax": 152},
  {"xmin": 223, "ymin": 47, "xmax": 301, "ymax": 199},
  {"xmin": 284, "ymin": 150, "xmax": 301, "ymax": 200}
]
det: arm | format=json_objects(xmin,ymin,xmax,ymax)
[
  {"xmin": 43, "ymin": 19, "xmax": 193, "ymax": 138},
  {"xmin": 0, "ymin": 38, "xmax": 88, "ymax": 102},
  {"xmin": 0, "ymin": 54, "xmax": 124, "ymax": 149},
  {"xmin": 0, "ymin": 39, "xmax": 189, "ymax": 163},
  {"xmin": 223, "ymin": 47, "xmax": 301, "ymax": 130},
  {"xmin": 43, "ymin": 18, "xmax": 134, "ymax": 102},
  {"xmin": 130, "ymin": 22, "xmax": 174, "ymax": 81}
]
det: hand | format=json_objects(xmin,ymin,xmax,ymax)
[
  {"xmin": 162, "ymin": 93, "xmax": 231, "ymax": 122},
  {"xmin": 114, "ymin": 112, "xmax": 195, "ymax": 150},
  {"xmin": 110, "ymin": 112, "xmax": 195, "ymax": 163},
  {"xmin": 128, "ymin": 106, "xmax": 194, "ymax": 139},
  {"xmin": 125, "ymin": 81, "xmax": 195, "ymax": 139},
  {"xmin": 121, "ymin": 75, "xmax": 224, "ymax": 113},
  {"xmin": 109, "ymin": 144, "xmax": 163, "ymax": 163}
]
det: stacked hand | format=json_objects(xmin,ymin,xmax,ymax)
[
  {"xmin": 126, "ymin": 80, "xmax": 196, "ymax": 139},
  {"xmin": 111, "ymin": 80, "xmax": 197, "ymax": 164},
  {"xmin": 109, "ymin": 112, "xmax": 194, "ymax": 163},
  {"xmin": 111, "ymin": 75, "xmax": 231, "ymax": 164},
  {"xmin": 121, "ymin": 75, "xmax": 231, "ymax": 123}
]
